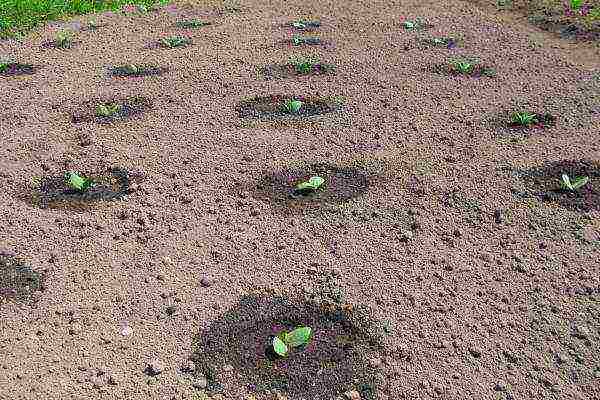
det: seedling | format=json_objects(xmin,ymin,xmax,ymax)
[
  {"xmin": 272, "ymin": 326, "xmax": 313, "ymax": 357},
  {"xmin": 95, "ymin": 102, "xmax": 122, "ymax": 117},
  {"xmin": 559, "ymin": 174, "xmax": 589, "ymax": 192},
  {"xmin": 291, "ymin": 57, "xmax": 318, "ymax": 74},
  {"xmin": 122, "ymin": 64, "xmax": 139, "ymax": 74},
  {"xmin": 290, "ymin": 19, "xmax": 320, "ymax": 29},
  {"xmin": 159, "ymin": 36, "xmax": 191, "ymax": 48},
  {"xmin": 402, "ymin": 17, "xmax": 427, "ymax": 30},
  {"xmin": 291, "ymin": 35, "xmax": 321, "ymax": 46},
  {"xmin": 87, "ymin": 19, "xmax": 99, "ymax": 30},
  {"xmin": 0, "ymin": 62, "xmax": 8, "ymax": 73},
  {"xmin": 284, "ymin": 99, "xmax": 303, "ymax": 113},
  {"xmin": 295, "ymin": 176, "xmax": 325, "ymax": 192},
  {"xmin": 176, "ymin": 19, "xmax": 210, "ymax": 28},
  {"xmin": 55, "ymin": 30, "xmax": 74, "ymax": 48},
  {"xmin": 450, "ymin": 59, "xmax": 474, "ymax": 74},
  {"xmin": 510, "ymin": 111, "xmax": 539, "ymax": 126},
  {"xmin": 66, "ymin": 171, "xmax": 93, "ymax": 192}
]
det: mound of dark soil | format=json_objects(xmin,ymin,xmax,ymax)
[{"xmin": 238, "ymin": 95, "xmax": 342, "ymax": 119}]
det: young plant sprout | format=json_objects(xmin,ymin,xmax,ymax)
[
  {"xmin": 284, "ymin": 99, "xmax": 303, "ymax": 114},
  {"xmin": 290, "ymin": 19, "xmax": 320, "ymax": 29},
  {"xmin": 176, "ymin": 19, "xmax": 210, "ymax": 28},
  {"xmin": 510, "ymin": 111, "xmax": 538, "ymax": 126},
  {"xmin": 559, "ymin": 174, "xmax": 589, "ymax": 192},
  {"xmin": 291, "ymin": 57, "xmax": 318, "ymax": 74},
  {"xmin": 159, "ymin": 36, "xmax": 191, "ymax": 48},
  {"xmin": 402, "ymin": 17, "xmax": 427, "ymax": 30},
  {"xmin": 95, "ymin": 102, "xmax": 122, "ymax": 117},
  {"xmin": 0, "ymin": 62, "xmax": 8, "ymax": 73},
  {"xmin": 124, "ymin": 64, "xmax": 139, "ymax": 74},
  {"xmin": 55, "ymin": 30, "xmax": 74, "ymax": 48},
  {"xmin": 295, "ymin": 176, "xmax": 325, "ymax": 192},
  {"xmin": 66, "ymin": 171, "xmax": 93, "ymax": 192},
  {"xmin": 450, "ymin": 59, "xmax": 474, "ymax": 74},
  {"xmin": 272, "ymin": 326, "xmax": 313, "ymax": 357}
]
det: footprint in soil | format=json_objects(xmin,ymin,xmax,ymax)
[
  {"xmin": 0, "ymin": 251, "xmax": 44, "ymax": 305},
  {"xmin": 27, "ymin": 167, "xmax": 142, "ymax": 211},
  {"xmin": 517, "ymin": 159, "xmax": 600, "ymax": 212},
  {"xmin": 243, "ymin": 162, "xmax": 374, "ymax": 214},
  {"xmin": 191, "ymin": 290, "xmax": 384, "ymax": 400}
]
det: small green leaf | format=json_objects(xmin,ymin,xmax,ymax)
[
  {"xmin": 571, "ymin": 176, "xmax": 589, "ymax": 190},
  {"xmin": 272, "ymin": 336, "xmax": 288, "ymax": 356},
  {"xmin": 285, "ymin": 99, "xmax": 303, "ymax": 113},
  {"xmin": 560, "ymin": 174, "xmax": 573, "ymax": 191},
  {"xmin": 308, "ymin": 176, "xmax": 325, "ymax": 189},
  {"xmin": 285, "ymin": 326, "xmax": 312, "ymax": 347},
  {"xmin": 66, "ymin": 171, "xmax": 93, "ymax": 192}
]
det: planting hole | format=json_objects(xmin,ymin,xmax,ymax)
[
  {"xmin": 71, "ymin": 96, "xmax": 153, "ymax": 124},
  {"xmin": 109, "ymin": 64, "xmax": 168, "ymax": 78},
  {"xmin": 0, "ymin": 252, "xmax": 44, "ymax": 305},
  {"xmin": 238, "ymin": 94, "xmax": 342, "ymax": 119},
  {"xmin": 0, "ymin": 62, "xmax": 37, "ymax": 76}
]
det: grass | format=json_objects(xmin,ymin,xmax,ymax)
[{"xmin": 0, "ymin": 0, "xmax": 170, "ymax": 39}]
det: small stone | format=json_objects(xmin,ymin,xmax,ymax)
[
  {"xmin": 399, "ymin": 230, "xmax": 414, "ymax": 242},
  {"xmin": 147, "ymin": 358, "xmax": 164, "ymax": 376},
  {"xmin": 468, "ymin": 346, "xmax": 482, "ymax": 358},
  {"xmin": 344, "ymin": 390, "xmax": 361, "ymax": 400},
  {"xmin": 222, "ymin": 364, "xmax": 233, "ymax": 373},
  {"xmin": 191, "ymin": 376, "xmax": 207, "ymax": 389},
  {"xmin": 161, "ymin": 256, "xmax": 173, "ymax": 266},
  {"xmin": 200, "ymin": 277, "xmax": 212, "ymax": 287},
  {"xmin": 572, "ymin": 324, "xmax": 591, "ymax": 339},
  {"xmin": 165, "ymin": 305, "xmax": 178, "ymax": 316},
  {"xmin": 69, "ymin": 323, "xmax": 83, "ymax": 335}
]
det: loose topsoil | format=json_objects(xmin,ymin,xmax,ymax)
[{"xmin": 0, "ymin": 1, "xmax": 599, "ymax": 400}]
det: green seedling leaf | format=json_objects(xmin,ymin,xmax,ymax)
[
  {"xmin": 296, "ymin": 176, "xmax": 325, "ymax": 191},
  {"xmin": 284, "ymin": 99, "xmax": 303, "ymax": 113},
  {"xmin": 284, "ymin": 326, "xmax": 312, "ymax": 347},
  {"xmin": 0, "ymin": 62, "xmax": 8, "ymax": 72},
  {"xmin": 570, "ymin": 0, "xmax": 584, "ymax": 9},
  {"xmin": 511, "ymin": 111, "xmax": 538, "ymax": 126},
  {"xmin": 561, "ymin": 173, "xmax": 573, "ymax": 190},
  {"xmin": 292, "ymin": 35, "xmax": 303, "ymax": 45},
  {"xmin": 571, "ymin": 176, "xmax": 590, "ymax": 190},
  {"xmin": 560, "ymin": 174, "xmax": 589, "ymax": 191},
  {"xmin": 272, "ymin": 336, "xmax": 289, "ymax": 356},
  {"xmin": 66, "ymin": 171, "xmax": 93, "ymax": 192},
  {"xmin": 95, "ymin": 103, "xmax": 121, "ymax": 117},
  {"xmin": 292, "ymin": 21, "xmax": 307, "ymax": 29}
]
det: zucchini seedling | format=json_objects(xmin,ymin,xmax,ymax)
[
  {"xmin": 510, "ymin": 111, "xmax": 538, "ymax": 126},
  {"xmin": 284, "ymin": 99, "xmax": 303, "ymax": 114},
  {"xmin": 176, "ymin": 19, "xmax": 211, "ymax": 28},
  {"xmin": 402, "ymin": 17, "xmax": 427, "ymax": 30},
  {"xmin": 295, "ymin": 176, "xmax": 325, "ymax": 194},
  {"xmin": 291, "ymin": 19, "xmax": 320, "ymax": 29},
  {"xmin": 272, "ymin": 326, "xmax": 313, "ymax": 357},
  {"xmin": 55, "ymin": 30, "xmax": 74, "ymax": 48},
  {"xmin": 95, "ymin": 102, "xmax": 122, "ymax": 117},
  {"xmin": 291, "ymin": 57, "xmax": 318, "ymax": 74},
  {"xmin": 159, "ymin": 36, "xmax": 191, "ymax": 48},
  {"xmin": 66, "ymin": 171, "xmax": 94, "ymax": 192},
  {"xmin": 450, "ymin": 59, "xmax": 474, "ymax": 74},
  {"xmin": 559, "ymin": 174, "xmax": 589, "ymax": 192}
]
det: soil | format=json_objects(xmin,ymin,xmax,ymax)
[
  {"xmin": 0, "ymin": 62, "xmax": 37, "ymax": 76},
  {"xmin": 71, "ymin": 96, "xmax": 153, "ymax": 124},
  {"xmin": 259, "ymin": 62, "xmax": 335, "ymax": 80},
  {"xmin": 0, "ymin": 1, "xmax": 599, "ymax": 400},
  {"xmin": 109, "ymin": 64, "xmax": 169, "ymax": 78}
]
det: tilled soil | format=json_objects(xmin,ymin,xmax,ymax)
[{"xmin": 0, "ymin": 1, "xmax": 599, "ymax": 400}]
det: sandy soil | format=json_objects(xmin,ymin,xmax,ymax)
[{"xmin": 1, "ymin": 1, "xmax": 599, "ymax": 399}]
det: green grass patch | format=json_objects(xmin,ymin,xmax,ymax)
[{"xmin": 0, "ymin": 0, "xmax": 171, "ymax": 39}]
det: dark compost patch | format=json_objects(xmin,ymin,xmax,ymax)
[
  {"xmin": 191, "ymin": 290, "xmax": 384, "ymax": 399},
  {"xmin": 0, "ymin": 251, "xmax": 44, "ymax": 305},
  {"xmin": 517, "ymin": 159, "xmax": 600, "ymax": 212},
  {"xmin": 259, "ymin": 62, "xmax": 334, "ymax": 80},
  {"xmin": 109, "ymin": 64, "xmax": 169, "ymax": 78},
  {"xmin": 0, "ymin": 62, "xmax": 38, "ymax": 76},
  {"xmin": 432, "ymin": 62, "xmax": 496, "ymax": 77},
  {"xmin": 282, "ymin": 36, "xmax": 326, "ymax": 47},
  {"xmin": 41, "ymin": 39, "xmax": 78, "ymax": 50},
  {"xmin": 507, "ymin": 112, "xmax": 557, "ymax": 130},
  {"xmin": 71, "ymin": 96, "xmax": 153, "ymax": 124},
  {"xmin": 528, "ymin": 14, "xmax": 600, "ymax": 42},
  {"xmin": 31, "ymin": 167, "xmax": 138, "ymax": 210},
  {"xmin": 246, "ymin": 162, "xmax": 372, "ymax": 214},
  {"xmin": 238, "ymin": 95, "xmax": 342, "ymax": 119},
  {"xmin": 416, "ymin": 35, "xmax": 461, "ymax": 49},
  {"xmin": 284, "ymin": 20, "xmax": 322, "ymax": 31}
]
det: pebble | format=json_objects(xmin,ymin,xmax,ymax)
[
  {"xmin": 200, "ymin": 277, "xmax": 212, "ymax": 287},
  {"xmin": 222, "ymin": 364, "xmax": 233, "ymax": 373},
  {"xmin": 147, "ymin": 358, "xmax": 164, "ymax": 376},
  {"xmin": 68, "ymin": 323, "xmax": 83, "ymax": 335},
  {"xmin": 344, "ymin": 390, "xmax": 361, "ymax": 400},
  {"xmin": 572, "ymin": 323, "xmax": 591, "ymax": 339}
]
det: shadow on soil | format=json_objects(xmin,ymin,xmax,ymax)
[
  {"xmin": 71, "ymin": 96, "xmax": 153, "ymax": 124},
  {"xmin": 0, "ymin": 251, "xmax": 44, "ymax": 305},
  {"xmin": 0, "ymin": 63, "xmax": 38, "ymax": 76},
  {"xmin": 191, "ymin": 287, "xmax": 384, "ymax": 399},
  {"xmin": 243, "ymin": 162, "xmax": 373, "ymax": 214},
  {"xmin": 238, "ymin": 94, "xmax": 342, "ymax": 119},
  {"xmin": 29, "ymin": 167, "xmax": 141, "ymax": 210},
  {"xmin": 518, "ymin": 159, "xmax": 600, "ymax": 212}
]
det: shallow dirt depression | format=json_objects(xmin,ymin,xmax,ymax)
[
  {"xmin": 191, "ymin": 289, "xmax": 384, "ymax": 399},
  {"xmin": 0, "ymin": 251, "xmax": 44, "ymax": 305},
  {"xmin": 245, "ymin": 162, "xmax": 373, "ymax": 214},
  {"xmin": 517, "ymin": 159, "xmax": 600, "ymax": 212},
  {"xmin": 29, "ymin": 167, "xmax": 137, "ymax": 210}
]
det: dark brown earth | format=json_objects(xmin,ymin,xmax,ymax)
[{"xmin": 0, "ymin": 0, "xmax": 599, "ymax": 400}]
